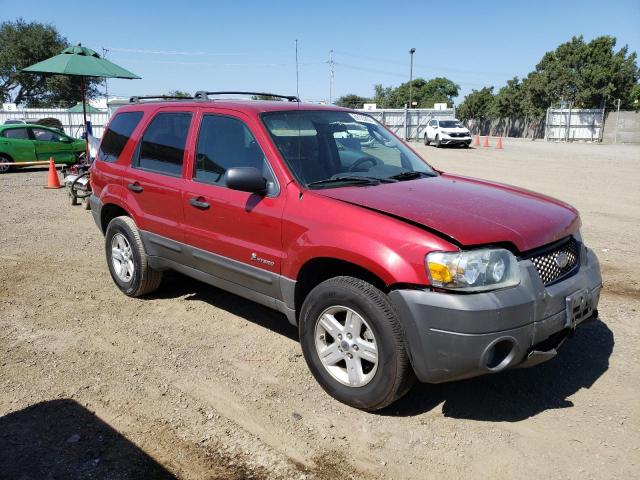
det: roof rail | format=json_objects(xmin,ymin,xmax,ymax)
[
  {"xmin": 194, "ymin": 91, "xmax": 300, "ymax": 102},
  {"xmin": 129, "ymin": 95, "xmax": 194, "ymax": 103}
]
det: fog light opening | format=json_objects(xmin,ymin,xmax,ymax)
[{"xmin": 485, "ymin": 339, "xmax": 515, "ymax": 370}]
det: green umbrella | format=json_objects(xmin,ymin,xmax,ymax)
[
  {"xmin": 22, "ymin": 44, "xmax": 140, "ymax": 157},
  {"xmin": 68, "ymin": 102, "xmax": 102, "ymax": 113}
]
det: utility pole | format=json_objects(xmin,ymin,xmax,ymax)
[
  {"xmin": 614, "ymin": 98, "xmax": 621, "ymax": 144},
  {"xmin": 295, "ymin": 39, "xmax": 299, "ymax": 100},
  {"xmin": 408, "ymin": 48, "xmax": 416, "ymax": 109},
  {"xmin": 328, "ymin": 49, "xmax": 334, "ymax": 104}
]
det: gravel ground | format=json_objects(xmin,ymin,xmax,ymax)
[{"xmin": 1, "ymin": 139, "xmax": 639, "ymax": 479}]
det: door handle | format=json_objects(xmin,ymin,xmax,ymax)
[
  {"xmin": 189, "ymin": 197, "xmax": 210, "ymax": 210},
  {"xmin": 128, "ymin": 182, "xmax": 143, "ymax": 193}
]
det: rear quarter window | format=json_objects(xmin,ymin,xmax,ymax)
[{"xmin": 99, "ymin": 111, "xmax": 144, "ymax": 163}]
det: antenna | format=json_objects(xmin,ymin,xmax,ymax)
[
  {"xmin": 329, "ymin": 49, "xmax": 334, "ymax": 104},
  {"xmin": 295, "ymin": 39, "xmax": 299, "ymax": 100}
]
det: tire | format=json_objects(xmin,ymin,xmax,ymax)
[
  {"xmin": 299, "ymin": 276, "xmax": 415, "ymax": 411},
  {"xmin": 105, "ymin": 216, "xmax": 163, "ymax": 297},
  {"xmin": 0, "ymin": 155, "xmax": 12, "ymax": 174},
  {"xmin": 435, "ymin": 136, "xmax": 441, "ymax": 148},
  {"xmin": 423, "ymin": 134, "xmax": 430, "ymax": 146},
  {"xmin": 463, "ymin": 143, "xmax": 470, "ymax": 149}
]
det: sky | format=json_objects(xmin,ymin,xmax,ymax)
[{"xmin": 2, "ymin": 0, "xmax": 639, "ymax": 104}]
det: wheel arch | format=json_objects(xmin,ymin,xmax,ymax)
[
  {"xmin": 100, "ymin": 202, "xmax": 133, "ymax": 233},
  {"xmin": 293, "ymin": 257, "xmax": 389, "ymax": 315}
]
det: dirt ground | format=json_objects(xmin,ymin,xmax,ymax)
[{"xmin": 1, "ymin": 139, "xmax": 639, "ymax": 479}]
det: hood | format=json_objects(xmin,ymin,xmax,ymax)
[{"xmin": 312, "ymin": 173, "xmax": 580, "ymax": 252}]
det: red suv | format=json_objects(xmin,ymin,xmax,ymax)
[{"xmin": 90, "ymin": 92, "xmax": 602, "ymax": 410}]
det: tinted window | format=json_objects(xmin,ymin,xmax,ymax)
[
  {"xmin": 99, "ymin": 111, "xmax": 143, "ymax": 162},
  {"xmin": 137, "ymin": 113, "xmax": 192, "ymax": 176},
  {"xmin": 439, "ymin": 120, "xmax": 462, "ymax": 128},
  {"xmin": 3, "ymin": 128, "xmax": 29, "ymax": 139},
  {"xmin": 195, "ymin": 115, "xmax": 275, "ymax": 190},
  {"xmin": 32, "ymin": 128, "xmax": 63, "ymax": 142}
]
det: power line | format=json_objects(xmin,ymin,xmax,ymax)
[
  {"xmin": 334, "ymin": 50, "xmax": 514, "ymax": 78},
  {"xmin": 107, "ymin": 47, "xmax": 288, "ymax": 57}
]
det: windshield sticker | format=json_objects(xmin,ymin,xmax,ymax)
[{"xmin": 349, "ymin": 113, "xmax": 377, "ymax": 124}]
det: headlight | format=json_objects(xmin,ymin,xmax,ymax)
[{"xmin": 426, "ymin": 249, "xmax": 520, "ymax": 292}]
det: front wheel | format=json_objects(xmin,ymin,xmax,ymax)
[
  {"xmin": 299, "ymin": 276, "xmax": 415, "ymax": 411},
  {"xmin": 105, "ymin": 216, "xmax": 162, "ymax": 297},
  {"xmin": 435, "ymin": 135, "xmax": 441, "ymax": 148},
  {"xmin": 423, "ymin": 134, "xmax": 430, "ymax": 146}
]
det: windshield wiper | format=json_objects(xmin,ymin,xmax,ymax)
[
  {"xmin": 307, "ymin": 176, "xmax": 381, "ymax": 188},
  {"xmin": 388, "ymin": 171, "xmax": 436, "ymax": 181}
]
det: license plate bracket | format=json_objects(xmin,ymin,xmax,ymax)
[{"xmin": 565, "ymin": 288, "xmax": 593, "ymax": 329}]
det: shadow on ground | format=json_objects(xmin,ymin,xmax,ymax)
[
  {"xmin": 380, "ymin": 319, "xmax": 614, "ymax": 420},
  {"xmin": 150, "ymin": 272, "xmax": 299, "ymax": 341},
  {"xmin": 150, "ymin": 274, "xmax": 613, "ymax": 422},
  {"xmin": 0, "ymin": 399, "xmax": 175, "ymax": 479}
]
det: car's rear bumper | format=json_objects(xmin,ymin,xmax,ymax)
[
  {"xmin": 389, "ymin": 245, "xmax": 602, "ymax": 383},
  {"xmin": 89, "ymin": 194, "xmax": 102, "ymax": 231}
]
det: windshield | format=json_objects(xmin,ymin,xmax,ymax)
[
  {"xmin": 439, "ymin": 120, "xmax": 463, "ymax": 128},
  {"xmin": 262, "ymin": 110, "xmax": 436, "ymax": 188}
]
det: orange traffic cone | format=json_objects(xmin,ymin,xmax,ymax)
[
  {"xmin": 496, "ymin": 136, "xmax": 503, "ymax": 149},
  {"xmin": 473, "ymin": 134, "xmax": 480, "ymax": 146},
  {"xmin": 482, "ymin": 136, "xmax": 490, "ymax": 147},
  {"xmin": 45, "ymin": 157, "xmax": 62, "ymax": 189}
]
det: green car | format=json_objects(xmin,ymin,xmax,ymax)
[{"xmin": 0, "ymin": 124, "xmax": 85, "ymax": 173}]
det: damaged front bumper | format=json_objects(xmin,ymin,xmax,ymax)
[{"xmin": 389, "ymin": 245, "xmax": 602, "ymax": 383}]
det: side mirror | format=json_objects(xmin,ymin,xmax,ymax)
[
  {"xmin": 224, "ymin": 167, "xmax": 267, "ymax": 194},
  {"xmin": 59, "ymin": 136, "xmax": 72, "ymax": 143}
]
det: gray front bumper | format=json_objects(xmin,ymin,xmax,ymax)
[{"xmin": 390, "ymin": 245, "xmax": 602, "ymax": 383}]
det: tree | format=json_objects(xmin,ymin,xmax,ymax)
[
  {"xmin": 456, "ymin": 87, "xmax": 495, "ymax": 120},
  {"xmin": 0, "ymin": 19, "xmax": 101, "ymax": 107},
  {"xmin": 371, "ymin": 77, "xmax": 459, "ymax": 108},
  {"xmin": 522, "ymin": 35, "xmax": 639, "ymax": 113},
  {"xmin": 335, "ymin": 94, "xmax": 370, "ymax": 109},
  {"xmin": 167, "ymin": 90, "xmax": 191, "ymax": 98},
  {"xmin": 491, "ymin": 77, "xmax": 525, "ymax": 117},
  {"xmin": 629, "ymin": 84, "xmax": 640, "ymax": 110}
]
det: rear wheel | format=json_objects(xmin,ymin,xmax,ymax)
[
  {"xmin": 0, "ymin": 155, "xmax": 11, "ymax": 174},
  {"xmin": 105, "ymin": 216, "xmax": 162, "ymax": 297},
  {"xmin": 299, "ymin": 276, "xmax": 415, "ymax": 411},
  {"xmin": 423, "ymin": 134, "xmax": 430, "ymax": 146}
]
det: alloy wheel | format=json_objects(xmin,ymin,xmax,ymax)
[{"xmin": 314, "ymin": 306, "xmax": 379, "ymax": 387}]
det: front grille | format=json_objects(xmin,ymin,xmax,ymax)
[
  {"xmin": 528, "ymin": 237, "xmax": 579, "ymax": 285},
  {"xmin": 448, "ymin": 132, "xmax": 468, "ymax": 138}
]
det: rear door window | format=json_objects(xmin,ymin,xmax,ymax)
[
  {"xmin": 135, "ymin": 112, "xmax": 192, "ymax": 176},
  {"xmin": 2, "ymin": 128, "xmax": 30, "ymax": 139},
  {"xmin": 99, "ymin": 111, "xmax": 143, "ymax": 162}
]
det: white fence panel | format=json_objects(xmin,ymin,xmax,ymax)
[
  {"xmin": 0, "ymin": 108, "xmax": 110, "ymax": 138},
  {"xmin": 357, "ymin": 108, "xmax": 456, "ymax": 140},
  {"xmin": 545, "ymin": 108, "xmax": 604, "ymax": 142}
]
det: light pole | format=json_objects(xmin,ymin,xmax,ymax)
[{"xmin": 408, "ymin": 48, "xmax": 416, "ymax": 109}]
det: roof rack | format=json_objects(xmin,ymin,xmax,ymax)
[
  {"xmin": 129, "ymin": 95, "xmax": 194, "ymax": 103},
  {"xmin": 193, "ymin": 91, "xmax": 300, "ymax": 102}
]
